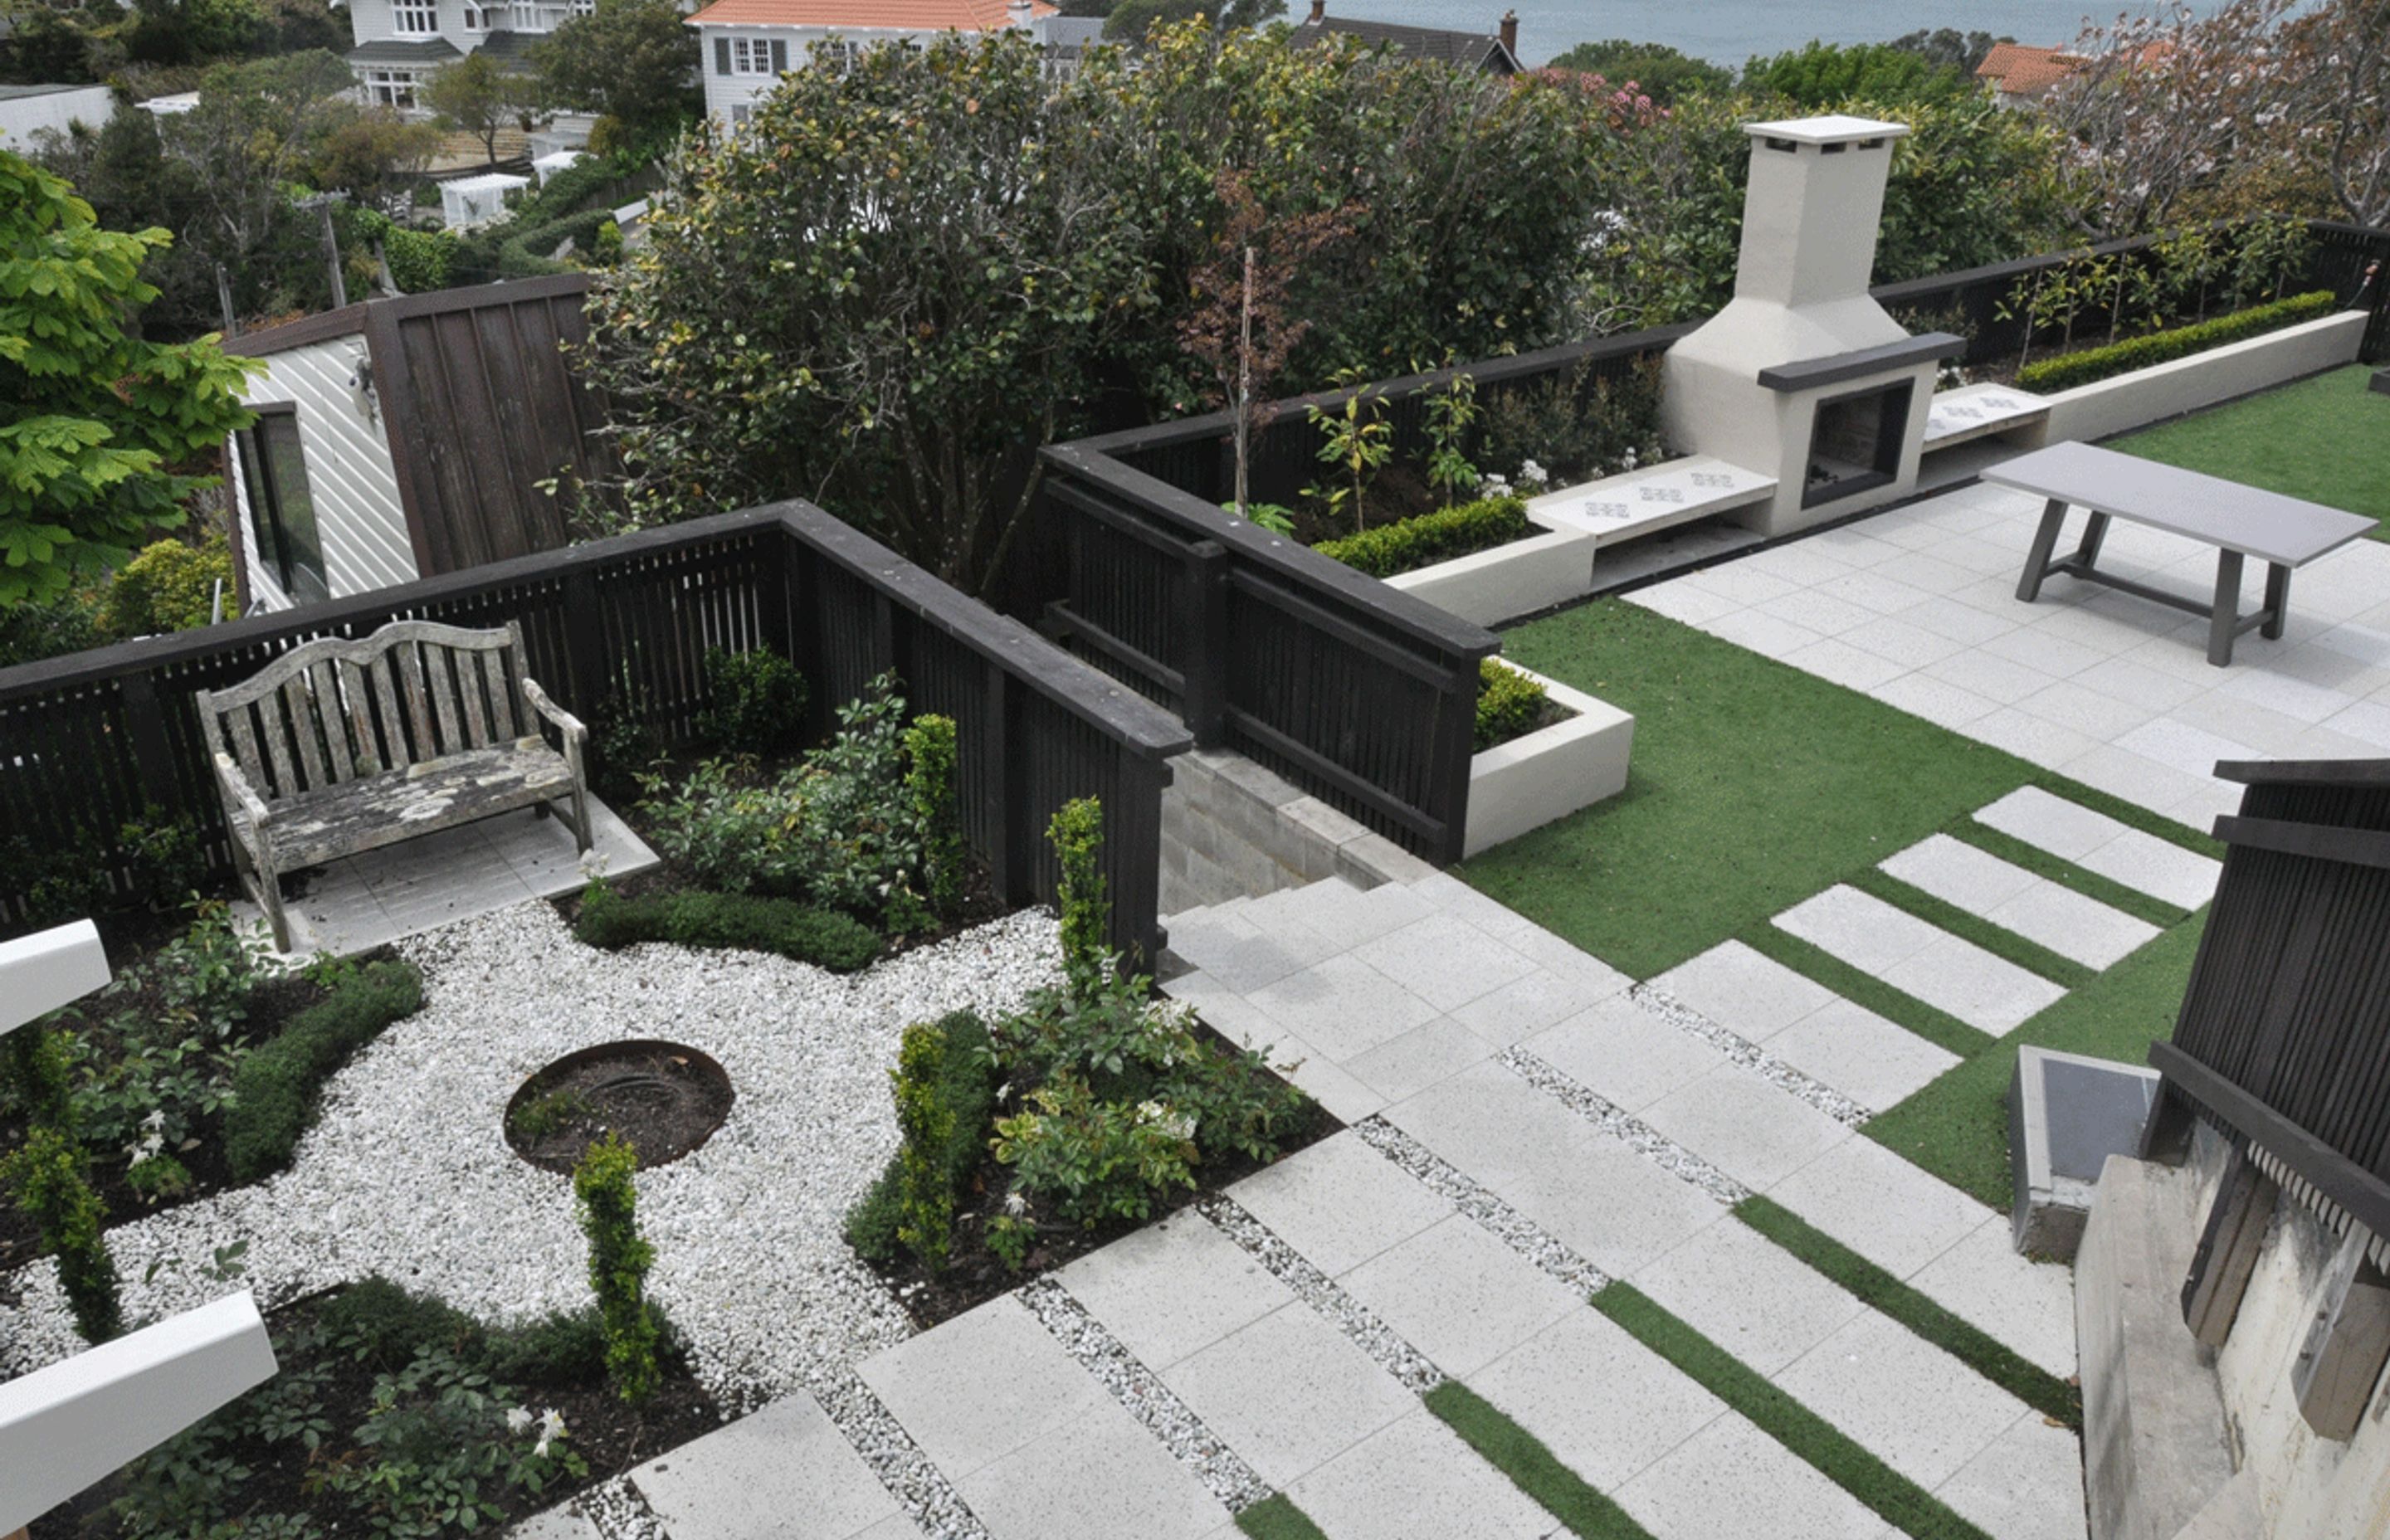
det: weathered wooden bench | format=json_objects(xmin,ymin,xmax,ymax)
[{"xmin": 196, "ymin": 619, "xmax": 589, "ymax": 950}]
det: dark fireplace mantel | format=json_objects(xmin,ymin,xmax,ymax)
[{"xmin": 1757, "ymin": 331, "xmax": 1966, "ymax": 393}]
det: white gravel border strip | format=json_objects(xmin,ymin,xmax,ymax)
[
  {"xmin": 1351, "ymin": 1116, "xmax": 1611, "ymax": 1298},
  {"xmin": 1630, "ymin": 983, "xmax": 1872, "ymax": 1127},
  {"xmin": 812, "ymin": 1367, "xmax": 993, "ymax": 1540},
  {"xmin": 1018, "ymin": 1277, "xmax": 1272, "ymax": 1513},
  {"xmin": 1499, "ymin": 1048, "xmax": 1751, "ymax": 1207},
  {"xmin": 578, "ymin": 1475, "xmax": 671, "ymax": 1540},
  {"xmin": 1196, "ymin": 1193, "xmax": 1443, "ymax": 1396}
]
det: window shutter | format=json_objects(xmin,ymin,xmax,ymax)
[
  {"xmin": 715, "ymin": 37, "xmax": 730, "ymax": 75},
  {"xmin": 770, "ymin": 38, "xmax": 787, "ymax": 72}
]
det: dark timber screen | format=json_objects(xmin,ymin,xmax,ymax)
[
  {"xmin": 0, "ymin": 504, "xmax": 1190, "ymax": 962},
  {"xmin": 2149, "ymin": 758, "xmax": 2390, "ymax": 1255}
]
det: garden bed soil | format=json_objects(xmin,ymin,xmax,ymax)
[
  {"xmin": 25, "ymin": 1286, "xmax": 722, "ymax": 1540},
  {"xmin": 507, "ymin": 1040, "xmax": 737, "ymax": 1175},
  {"xmin": 867, "ymin": 1017, "xmax": 1342, "ymax": 1331}
]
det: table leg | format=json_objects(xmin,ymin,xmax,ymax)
[
  {"xmin": 2261, "ymin": 563, "xmax": 2291, "ymax": 641},
  {"xmin": 2074, "ymin": 510, "xmax": 2111, "ymax": 570},
  {"xmin": 2016, "ymin": 499, "xmax": 2069, "ymax": 602},
  {"xmin": 2208, "ymin": 550, "xmax": 2246, "ymax": 666}
]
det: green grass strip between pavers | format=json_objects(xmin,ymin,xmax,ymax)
[
  {"xmin": 1733, "ymin": 1195, "xmax": 2081, "ymax": 1430},
  {"xmin": 1590, "ymin": 1283, "xmax": 1993, "ymax": 1540},
  {"xmin": 1940, "ymin": 821, "xmax": 2190, "ymax": 931},
  {"xmin": 1845, "ymin": 867, "xmax": 2096, "ymax": 989},
  {"xmin": 1236, "ymin": 1494, "xmax": 1332, "ymax": 1540},
  {"xmin": 1424, "ymin": 1380, "xmax": 1659, "ymax": 1540},
  {"xmin": 1736, "ymin": 924, "xmax": 1994, "ymax": 1060}
]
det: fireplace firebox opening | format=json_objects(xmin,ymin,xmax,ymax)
[{"xmin": 1802, "ymin": 380, "xmax": 1914, "ymax": 509}]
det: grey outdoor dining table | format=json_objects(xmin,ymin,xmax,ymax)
[{"xmin": 1985, "ymin": 440, "xmax": 2376, "ymax": 666}]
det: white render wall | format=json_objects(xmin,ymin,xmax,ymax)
[
  {"xmin": 0, "ymin": 85, "xmax": 114, "ymax": 148},
  {"xmin": 2023, "ymin": 311, "xmax": 2369, "ymax": 446},
  {"xmin": 232, "ymin": 335, "xmax": 421, "ymax": 611}
]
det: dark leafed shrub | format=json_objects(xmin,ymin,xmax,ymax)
[
  {"xmin": 573, "ymin": 1132, "xmax": 660, "ymax": 1402},
  {"xmin": 694, "ymin": 646, "xmax": 808, "ymax": 755},
  {"xmin": 846, "ymin": 1011, "xmax": 995, "ymax": 1267},
  {"xmin": 222, "ymin": 961, "xmax": 426, "ymax": 1183}
]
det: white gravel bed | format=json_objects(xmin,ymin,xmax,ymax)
[
  {"xmin": 1349, "ymin": 1115, "xmax": 1612, "ymax": 1299},
  {"xmin": 0, "ymin": 899, "xmax": 1061, "ymax": 1410}
]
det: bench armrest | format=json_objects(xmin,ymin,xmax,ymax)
[
  {"xmin": 520, "ymin": 679, "xmax": 587, "ymax": 741},
  {"xmin": 212, "ymin": 752, "xmax": 273, "ymax": 829}
]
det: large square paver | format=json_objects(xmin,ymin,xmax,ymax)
[
  {"xmin": 1614, "ymin": 1411, "xmax": 1885, "ymax": 1540},
  {"xmin": 1248, "ymin": 953, "xmax": 1441, "ymax": 1063},
  {"xmin": 1058, "ymin": 1212, "xmax": 1291, "ymax": 1371},
  {"xmin": 856, "ymin": 1295, "xmax": 1097, "ymax": 1479},
  {"xmin": 1773, "ymin": 1311, "xmax": 2030, "ymax": 1490},
  {"xmin": 1973, "ymin": 786, "xmax": 2221, "ymax": 909},
  {"xmin": 1773, "ymin": 885, "xmax": 2065, "ymax": 1035},
  {"xmin": 1340, "ymin": 1215, "xmax": 1581, "ymax": 1377},
  {"xmin": 1160, "ymin": 1302, "xmax": 1417, "ymax": 1489},
  {"xmin": 1763, "ymin": 997, "xmax": 1960, "ymax": 1115},
  {"xmin": 1519, "ymin": 997, "xmax": 1725, "ymax": 1114},
  {"xmin": 1880, "ymin": 835, "xmax": 2158, "ymax": 969},
  {"xmin": 1344, "ymin": 1016, "xmax": 1499, "ymax": 1102},
  {"xmin": 1632, "ymin": 1216, "xmax": 1865, "ymax": 1377},
  {"xmin": 1227, "ymin": 1129, "xmax": 1454, "ymax": 1279},
  {"xmin": 1288, "ymin": 1409, "xmax": 1557, "ymax": 1540},
  {"xmin": 1650, "ymin": 940, "xmax": 1839, "ymax": 1042},
  {"xmin": 632, "ymin": 1392, "xmax": 897, "ymax": 1540},
  {"xmin": 1637, "ymin": 1064, "xmax": 1854, "ymax": 1192},
  {"xmin": 955, "ymin": 1399, "xmax": 1226, "ymax": 1540},
  {"xmin": 1352, "ymin": 912, "xmax": 1538, "ymax": 1013},
  {"xmin": 1467, "ymin": 1308, "xmax": 1724, "ymax": 1490},
  {"xmin": 1448, "ymin": 967, "xmax": 1617, "ymax": 1047}
]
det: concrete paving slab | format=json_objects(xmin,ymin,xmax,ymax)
[
  {"xmin": 1227, "ymin": 1130, "xmax": 1456, "ymax": 1279},
  {"xmin": 1773, "ymin": 885, "xmax": 2065, "ymax": 1035},
  {"xmin": 1344, "ymin": 1016, "xmax": 1497, "ymax": 1103},
  {"xmin": 1058, "ymin": 1212, "xmax": 1293, "ymax": 1372},
  {"xmin": 1936, "ymin": 1411, "xmax": 2090, "ymax": 1540},
  {"xmin": 1519, "ymin": 997, "xmax": 1725, "ymax": 1114},
  {"xmin": 1467, "ymin": 1307, "xmax": 1728, "ymax": 1491},
  {"xmin": 1287, "ymin": 1408, "xmax": 1558, "ymax": 1540},
  {"xmin": 1973, "ymin": 787, "xmax": 2220, "ymax": 909},
  {"xmin": 1632, "ymin": 1216, "xmax": 1866, "ymax": 1377},
  {"xmin": 856, "ymin": 1295, "xmax": 1098, "ymax": 1480},
  {"xmin": 1447, "ymin": 967, "xmax": 1613, "ymax": 1047},
  {"xmin": 1614, "ymin": 1410, "xmax": 1886, "ymax": 1540},
  {"xmin": 1247, "ymin": 953, "xmax": 1442, "ymax": 1064},
  {"xmin": 1650, "ymin": 940, "xmax": 1839, "ymax": 1043},
  {"xmin": 630, "ymin": 1391, "xmax": 895, "ymax": 1540},
  {"xmin": 507, "ymin": 1508, "xmax": 603, "ymax": 1540},
  {"xmin": 956, "ymin": 1399, "xmax": 1227, "ymax": 1540},
  {"xmin": 1352, "ymin": 913, "xmax": 1538, "ymax": 1013},
  {"xmin": 1773, "ymin": 1310, "xmax": 2032, "ymax": 1490},
  {"xmin": 1159, "ymin": 1302, "xmax": 1417, "ymax": 1489},
  {"xmin": 1638, "ymin": 1063, "xmax": 1855, "ymax": 1192},
  {"xmin": 1339, "ymin": 1215, "xmax": 1581, "ymax": 1377},
  {"xmin": 1881, "ymin": 834, "xmax": 2158, "ymax": 968},
  {"xmin": 1907, "ymin": 1216, "xmax": 2080, "ymax": 1381},
  {"xmin": 1763, "ymin": 997, "xmax": 1960, "ymax": 1114},
  {"xmin": 1766, "ymin": 1137, "xmax": 1989, "ymax": 1281}
]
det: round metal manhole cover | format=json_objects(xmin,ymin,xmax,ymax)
[{"xmin": 505, "ymin": 1039, "xmax": 734, "ymax": 1174}]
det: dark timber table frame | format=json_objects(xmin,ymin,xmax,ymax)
[{"xmin": 1989, "ymin": 441, "xmax": 2374, "ymax": 667}]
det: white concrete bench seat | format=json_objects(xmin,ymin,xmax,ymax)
[
  {"xmin": 1922, "ymin": 383, "xmax": 2050, "ymax": 451},
  {"xmin": 1530, "ymin": 456, "xmax": 1778, "ymax": 551}
]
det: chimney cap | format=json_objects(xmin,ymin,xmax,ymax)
[{"xmin": 1743, "ymin": 114, "xmax": 1910, "ymax": 147}]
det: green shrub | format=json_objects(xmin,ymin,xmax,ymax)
[
  {"xmin": 2, "ymin": 1021, "xmax": 77, "ymax": 1131},
  {"xmin": 1050, "ymin": 797, "xmax": 1108, "ymax": 993},
  {"xmin": 1477, "ymin": 355, "xmax": 1665, "ymax": 485},
  {"xmin": 574, "ymin": 882, "xmax": 880, "ymax": 972},
  {"xmin": 322, "ymin": 1274, "xmax": 654, "ymax": 1388},
  {"xmin": 104, "ymin": 536, "xmax": 233, "ymax": 637},
  {"xmin": 893, "ymin": 1021, "xmax": 958, "ymax": 1271},
  {"xmin": 846, "ymin": 1011, "xmax": 995, "ymax": 1267},
  {"xmin": 905, "ymin": 713, "xmax": 964, "ymax": 917},
  {"xmin": 2, "ymin": 1124, "xmax": 121, "ymax": 1342},
  {"xmin": 383, "ymin": 226, "xmax": 458, "ymax": 293},
  {"xmin": 1314, "ymin": 495, "xmax": 1530, "ymax": 579},
  {"xmin": 573, "ymin": 1133, "xmax": 661, "ymax": 1403},
  {"xmin": 0, "ymin": 588, "xmax": 104, "ymax": 669},
  {"xmin": 993, "ymin": 1070, "xmax": 1197, "ymax": 1227},
  {"xmin": 693, "ymin": 646, "xmax": 807, "ymax": 754},
  {"xmin": 2017, "ymin": 290, "xmax": 2339, "ymax": 393},
  {"xmin": 1475, "ymin": 658, "xmax": 1550, "ymax": 752},
  {"xmin": 222, "ymin": 961, "xmax": 426, "ymax": 1183}
]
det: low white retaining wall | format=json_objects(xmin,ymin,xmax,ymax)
[
  {"xmin": 1383, "ymin": 514, "xmax": 1596, "ymax": 628},
  {"xmin": 1464, "ymin": 665, "xmax": 1633, "ymax": 859},
  {"xmin": 2026, "ymin": 310, "xmax": 2368, "ymax": 446}
]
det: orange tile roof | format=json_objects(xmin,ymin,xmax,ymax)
[
  {"xmin": 1975, "ymin": 41, "xmax": 2080, "ymax": 96},
  {"xmin": 685, "ymin": 0, "xmax": 1052, "ymax": 27}
]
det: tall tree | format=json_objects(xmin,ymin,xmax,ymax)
[
  {"xmin": 1884, "ymin": 28, "xmax": 2004, "ymax": 76},
  {"xmin": 1740, "ymin": 40, "xmax": 1977, "ymax": 108},
  {"xmin": 1546, "ymin": 39, "xmax": 1733, "ymax": 105},
  {"xmin": 0, "ymin": 151, "xmax": 256, "ymax": 607},
  {"xmin": 2278, "ymin": 0, "xmax": 2390, "ymax": 226},
  {"xmin": 1101, "ymin": 0, "xmax": 1283, "ymax": 41},
  {"xmin": 534, "ymin": 0, "xmax": 702, "ymax": 153},
  {"xmin": 422, "ymin": 51, "xmax": 530, "ymax": 165}
]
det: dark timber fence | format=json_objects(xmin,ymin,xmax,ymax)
[
  {"xmin": 2147, "ymin": 758, "xmax": 2390, "ymax": 1254},
  {"xmin": 0, "ymin": 504, "xmax": 1190, "ymax": 962}
]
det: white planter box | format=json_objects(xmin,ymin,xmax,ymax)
[
  {"xmin": 2027, "ymin": 310, "xmax": 2368, "ymax": 446},
  {"xmin": 1382, "ymin": 513, "xmax": 1596, "ymax": 628},
  {"xmin": 1464, "ymin": 665, "xmax": 1634, "ymax": 859}
]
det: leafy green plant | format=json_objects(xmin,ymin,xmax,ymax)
[
  {"xmin": 1475, "ymin": 659, "xmax": 1551, "ymax": 752},
  {"xmin": 382, "ymin": 225, "xmax": 460, "ymax": 293},
  {"xmin": 574, "ymin": 880, "xmax": 880, "ymax": 971},
  {"xmin": 1314, "ymin": 495, "xmax": 1530, "ymax": 579},
  {"xmin": 2016, "ymin": 290, "xmax": 2338, "ymax": 393},
  {"xmin": 844, "ymin": 1011, "xmax": 996, "ymax": 1267},
  {"xmin": 892, "ymin": 1021, "xmax": 958, "ymax": 1272},
  {"xmin": 904, "ymin": 713, "xmax": 965, "ymax": 919},
  {"xmin": 573, "ymin": 1133, "xmax": 661, "ymax": 1402},
  {"xmin": 317, "ymin": 1346, "xmax": 586, "ymax": 1536},
  {"xmin": 222, "ymin": 960, "xmax": 426, "ymax": 1183},
  {"xmin": 103, "ymin": 534, "xmax": 234, "ymax": 637},
  {"xmin": 693, "ymin": 646, "xmax": 808, "ymax": 755},
  {"xmin": 119, "ymin": 807, "xmax": 206, "ymax": 908},
  {"xmin": 3, "ymin": 1123, "xmax": 122, "ymax": 1342},
  {"xmin": 2, "ymin": 1018, "xmax": 76, "ymax": 1130},
  {"xmin": 1419, "ymin": 368, "xmax": 1481, "ymax": 508},
  {"xmin": 1304, "ymin": 368, "xmax": 1394, "ymax": 531},
  {"xmin": 508, "ymin": 1089, "xmax": 592, "ymax": 1146},
  {"xmin": 1050, "ymin": 796, "xmax": 1109, "ymax": 996},
  {"xmin": 1475, "ymin": 356, "xmax": 1664, "ymax": 487},
  {"xmin": 993, "ymin": 1072, "xmax": 1197, "ymax": 1228}
]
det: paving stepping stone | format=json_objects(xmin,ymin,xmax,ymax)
[
  {"xmin": 1905, "ymin": 1217, "xmax": 2079, "ymax": 1382},
  {"xmin": 1157, "ymin": 1301, "xmax": 1420, "ymax": 1490},
  {"xmin": 1770, "ymin": 1311, "xmax": 2034, "ymax": 1491},
  {"xmin": 1337, "ymin": 1214, "xmax": 1583, "ymax": 1378},
  {"xmin": 1973, "ymin": 785, "xmax": 2221, "ymax": 909},
  {"xmin": 507, "ymin": 1509, "xmax": 607, "ymax": 1540},
  {"xmin": 1636, "ymin": 1062, "xmax": 1856, "ymax": 1192},
  {"xmin": 1612, "ymin": 1411, "xmax": 1885, "ymax": 1540},
  {"xmin": 1880, "ymin": 833, "xmax": 2159, "ymax": 968},
  {"xmin": 953, "ymin": 1396, "xmax": 1228, "ymax": 1540},
  {"xmin": 1772, "ymin": 885, "xmax": 2066, "ymax": 1035},
  {"xmin": 1466, "ymin": 1308, "xmax": 1729, "ymax": 1493},
  {"xmin": 1227, "ymin": 1129, "xmax": 1457, "ymax": 1279},
  {"xmin": 1519, "ymin": 995, "xmax": 1728, "ymax": 1115},
  {"xmin": 1056, "ymin": 1212, "xmax": 1292, "ymax": 1372},
  {"xmin": 1632, "ymin": 1216, "xmax": 1866, "ymax": 1377},
  {"xmin": 1285, "ymin": 1407, "xmax": 1560, "ymax": 1540},
  {"xmin": 629, "ymin": 1392, "xmax": 904, "ymax": 1540},
  {"xmin": 1934, "ymin": 1412, "xmax": 2090, "ymax": 1540}
]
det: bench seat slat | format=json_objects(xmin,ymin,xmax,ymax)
[{"xmin": 257, "ymin": 740, "xmax": 574, "ymax": 871}]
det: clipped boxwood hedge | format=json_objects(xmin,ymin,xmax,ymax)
[
  {"xmin": 223, "ymin": 961, "xmax": 426, "ymax": 1183},
  {"xmin": 1314, "ymin": 495, "xmax": 1531, "ymax": 579},
  {"xmin": 1475, "ymin": 658, "xmax": 1551, "ymax": 752},
  {"xmin": 575, "ymin": 882, "xmax": 880, "ymax": 972},
  {"xmin": 2017, "ymin": 290, "xmax": 2339, "ymax": 393}
]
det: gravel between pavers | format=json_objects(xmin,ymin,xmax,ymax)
[
  {"xmin": 1350, "ymin": 1116, "xmax": 1612, "ymax": 1298},
  {"xmin": 0, "ymin": 900, "xmax": 1061, "ymax": 1409},
  {"xmin": 1630, "ymin": 983, "xmax": 1871, "ymax": 1127},
  {"xmin": 1197, "ymin": 1193, "xmax": 1444, "ymax": 1396}
]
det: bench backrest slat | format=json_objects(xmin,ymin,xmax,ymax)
[
  {"xmin": 338, "ymin": 657, "xmax": 383, "ymax": 776},
  {"xmin": 258, "ymin": 691, "xmax": 302, "ymax": 802},
  {"xmin": 420, "ymin": 642, "xmax": 463, "ymax": 757},
  {"xmin": 312, "ymin": 660, "xmax": 354, "ymax": 783},
  {"xmin": 482, "ymin": 650, "xmax": 519, "ymax": 740},
  {"xmin": 283, "ymin": 675, "xmax": 328, "ymax": 794}
]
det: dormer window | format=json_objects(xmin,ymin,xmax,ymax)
[
  {"xmin": 393, "ymin": 0, "xmax": 437, "ymax": 33},
  {"xmin": 461, "ymin": 2, "xmax": 486, "ymax": 29}
]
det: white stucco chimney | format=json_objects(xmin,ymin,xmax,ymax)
[{"xmin": 1007, "ymin": 0, "xmax": 1032, "ymax": 27}]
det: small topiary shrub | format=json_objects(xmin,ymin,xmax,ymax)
[
  {"xmin": 905, "ymin": 713, "xmax": 964, "ymax": 917},
  {"xmin": 845, "ymin": 1011, "xmax": 996, "ymax": 1267},
  {"xmin": 1314, "ymin": 495, "xmax": 1531, "ymax": 579},
  {"xmin": 694, "ymin": 647, "xmax": 808, "ymax": 755},
  {"xmin": 574, "ymin": 881, "xmax": 880, "ymax": 971},
  {"xmin": 222, "ymin": 961, "xmax": 427, "ymax": 1183},
  {"xmin": 573, "ymin": 1132, "xmax": 661, "ymax": 1403},
  {"xmin": 1475, "ymin": 658, "xmax": 1550, "ymax": 752},
  {"xmin": 2, "ymin": 1124, "xmax": 121, "ymax": 1342},
  {"xmin": 2017, "ymin": 290, "xmax": 2339, "ymax": 392},
  {"xmin": 1050, "ymin": 797, "xmax": 1109, "ymax": 994},
  {"xmin": 104, "ymin": 536, "xmax": 234, "ymax": 638},
  {"xmin": 893, "ymin": 1021, "xmax": 958, "ymax": 1271},
  {"xmin": 383, "ymin": 225, "xmax": 459, "ymax": 292}
]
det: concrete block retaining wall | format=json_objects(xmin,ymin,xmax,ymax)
[{"xmin": 1158, "ymin": 748, "xmax": 1433, "ymax": 917}]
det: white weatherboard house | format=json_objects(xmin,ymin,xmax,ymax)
[
  {"xmin": 344, "ymin": 0, "xmax": 610, "ymax": 110},
  {"xmin": 685, "ymin": 0, "xmax": 1053, "ymax": 129}
]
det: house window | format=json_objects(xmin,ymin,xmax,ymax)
[
  {"xmin": 237, "ymin": 406, "xmax": 329, "ymax": 603},
  {"xmin": 812, "ymin": 39, "xmax": 852, "ymax": 72},
  {"xmin": 461, "ymin": 2, "xmax": 485, "ymax": 29},
  {"xmin": 392, "ymin": 0, "xmax": 438, "ymax": 34},
  {"xmin": 729, "ymin": 103, "xmax": 753, "ymax": 129},
  {"xmin": 729, "ymin": 37, "xmax": 781, "ymax": 74},
  {"xmin": 365, "ymin": 68, "xmax": 418, "ymax": 108}
]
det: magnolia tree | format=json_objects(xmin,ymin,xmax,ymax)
[{"xmin": 2279, "ymin": 0, "xmax": 2389, "ymax": 226}]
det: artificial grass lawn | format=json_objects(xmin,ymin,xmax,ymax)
[
  {"xmin": 1235, "ymin": 1494, "xmax": 1332, "ymax": 1540},
  {"xmin": 1424, "ymin": 1380, "xmax": 1656, "ymax": 1539},
  {"xmin": 2111, "ymin": 363, "xmax": 2390, "ymax": 535},
  {"xmin": 1466, "ymin": 598, "xmax": 2214, "ymax": 980},
  {"xmin": 1863, "ymin": 911, "xmax": 2207, "ymax": 1211},
  {"xmin": 1591, "ymin": 1283, "xmax": 1992, "ymax": 1540}
]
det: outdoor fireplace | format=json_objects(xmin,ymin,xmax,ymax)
[{"xmin": 1662, "ymin": 115, "xmax": 1961, "ymax": 537}]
